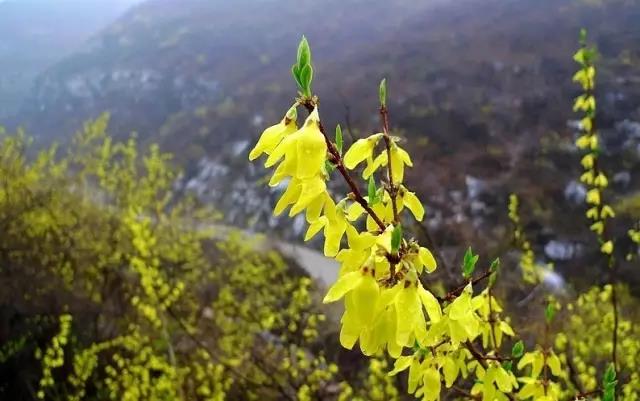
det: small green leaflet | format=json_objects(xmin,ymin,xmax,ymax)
[
  {"xmin": 292, "ymin": 36, "xmax": 313, "ymax": 96},
  {"xmin": 297, "ymin": 36, "xmax": 311, "ymax": 70},
  {"xmin": 603, "ymin": 363, "xmax": 616, "ymax": 383},
  {"xmin": 489, "ymin": 257, "xmax": 500, "ymax": 286},
  {"xmin": 602, "ymin": 364, "xmax": 616, "ymax": 401},
  {"xmin": 462, "ymin": 247, "xmax": 478, "ymax": 278},
  {"xmin": 325, "ymin": 160, "xmax": 335, "ymax": 175},
  {"xmin": 511, "ymin": 340, "xmax": 524, "ymax": 358},
  {"xmin": 391, "ymin": 224, "xmax": 403, "ymax": 254},
  {"xmin": 544, "ymin": 303, "xmax": 556, "ymax": 324},
  {"xmin": 379, "ymin": 78, "xmax": 387, "ymax": 107},
  {"xmin": 335, "ymin": 125, "xmax": 343, "ymax": 155},
  {"xmin": 368, "ymin": 177, "xmax": 379, "ymax": 206}
]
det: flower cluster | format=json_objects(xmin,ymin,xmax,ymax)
[
  {"xmin": 249, "ymin": 37, "xmax": 533, "ymax": 401},
  {"xmin": 573, "ymin": 32, "xmax": 615, "ymax": 258}
]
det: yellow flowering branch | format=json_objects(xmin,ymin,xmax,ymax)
[{"xmin": 300, "ymin": 98, "xmax": 387, "ymax": 231}]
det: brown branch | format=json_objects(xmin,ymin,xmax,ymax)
[
  {"xmin": 451, "ymin": 385, "xmax": 480, "ymax": 400},
  {"xmin": 441, "ymin": 269, "xmax": 493, "ymax": 302},
  {"xmin": 302, "ymin": 100, "xmax": 386, "ymax": 231},
  {"xmin": 380, "ymin": 105, "xmax": 400, "ymax": 224},
  {"xmin": 464, "ymin": 341, "xmax": 516, "ymax": 401}
]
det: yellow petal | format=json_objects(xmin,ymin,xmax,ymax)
[
  {"xmin": 403, "ymin": 190, "xmax": 425, "ymax": 221},
  {"xmin": 249, "ymin": 119, "xmax": 296, "ymax": 160},
  {"xmin": 395, "ymin": 286, "xmax": 420, "ymax": 346},
  {"xmin": 295, "ymin": 123, "xmax": 326, "ymax": 179},
  {"xmin": 546, "ymin": 352, "xmax": 562, "ymax": 376},
  {"xmin": 343, "ymin": 134, "xmax": 382, "ymax": 170},
  {"xmin": 339, "ymin": 310, "xmax": 360, "ymax": 349},
  {"xmin": 264, "ymin": 134, "xmax": 295, "ymax": 168},
  {"xmin": 289, "ymin": 177, "xmax": 326, "ymax": 216},
  {"xmin": 418, "ymin": 285, "xmax": 441, "ymax": 322},
  {"xmin": 350, "ymin": 274, "xmax": 380, "ymax": 325},
  {"xmin": 388, "ymin": 355, "xmax": 413, "ymax": 376},
  {"xmin": 273, "ymin": 180, "xmax": 301, "ymax": 216},
  {"xmin": 419, "ymin": 247, "xmax": 437, "ymax": 273},
  {"xmin": 305, "ymin": 217, "xmax": 326, "ymax": 241},
  {"xmin": 363, "ymin": 153, "xmax": 386, "ymax": 179},
  {"xmin": 323, "ymin": 271, "xmax": 362, "ymax": 303}
]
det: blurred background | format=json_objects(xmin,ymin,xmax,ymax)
[{"xmin": 1, "ymin": 0, "xmax": 640, "ymax": 399}]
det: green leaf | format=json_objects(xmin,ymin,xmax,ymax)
[
  {"xmin": 297, "ymin": 36, "xmax": 311, "ymax": 69},
  {"xmin": 603, "ymin": 363, "xmax": 616, "ymax": 384},
  {"xmin": 291, "ymin": 64, "xmax": 302, "ymax": 89},
  {"xmin": 488, "ymin": 258, "xmax": 500, "ymax": 286},
  {"xmin": 335, "ymin": 125, "xmax": 343, "ymax": 155},
  {"xmin": 324, "ymin": 160, "xmax": 335, "ymax": 175},
  {"xmin": 299, "ymin": 64, "xmax": 313, "ymax": 97},
  {"xmin": 511, "ymin": 340, "xmax": 524, "ymax": 358},
  {"xmin": 379, "ymin": 78, "xmax": 387, "ymax": 107},
  {"xmin": 579, "ymin": 28, "xmax": 587, "ymax": 45},
  {"xmin": 368, "ymin": 176, "xmax": 378, "ymax": 205},
  {"xmin": 501, "ymin": 360, "xmax": 513, "ymax": 372},
  {"xmin": 462, "ymin": 247, "xmax": 478, "ymax": 278},
  {"xmin": 489, "ymin": 258, "xmax": 500, "ymax": 272},
  {"xmin": 544, "ymin": 303, "xmax": 556, "ymax": 324},
  {"xmin": 603, "ymin": 382, "xmax": 616, "ymax": 401},
  {"xmin": 391, "ymin": 224, "xmax": 403, "ymax": 254}
]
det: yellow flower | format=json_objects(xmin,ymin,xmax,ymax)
[
  {"xmin": 580, "ymin": 154, "xmax": 594, "ymax": 169},
  {"xmin": 586, "ymin": 188, "xmax": 600, "ymax": 205},
  {"xmin": 343, "ymin": 134, "xmax": 383, "ymax": 170},
  {"xmin": 590, "ymin": 221, "xmax": 604, "ymax": 235},
  {"xmin": 335, "ymin": 225, "xmax": 376, "ymax": 274},
  {"xmin": 410, "ymin": 246, "xmax": 437, "ymax": 274},
  {"xmin": 248, "ymin": 109, "xmax": 297, "ymax": 160},
  {"xmin": 601, "ymin": 204, "xmax": 615, "ymax": 219},
  {"xmin": 580, "ymin": 171, "xmax": 594, "ymax": 185},
  {"xmin": 265, "ymin": 107, "xmax": 326, "ymax": 180},
  {"xmin": 594, "ymin": 172, "xmax": 608, "ymax": 188},
  {"xmin": 305, "ymin": 195, "xmax": 348, "ymax": 256},
  {"xmin": 398, "ymin": 186, "xmax": 424, "ymax": 221},
  {"xmin": 273, "ymin": 176, "xmax": 326, "ymax": 218},
  {"xmin": 601, "ymin": 240, "xmax": 613, "ymax": 255},
  {"xmin": 389, "ymin": 143, "xmax": 413, "ymax": 184},
  {"xmin": 443, "ymin": 284, "xmax": 480, "ymax": 344},
  {"xmin": 575, "ymin": 135, "xmax": 591, "ymax": 149},
  {"xmin": 323, "ymin": 268, "xmax": 381, "ymax": 350}
]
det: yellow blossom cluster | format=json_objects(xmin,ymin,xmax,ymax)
[
  {"xmin": 35, "ymin": 314, "xmax": 73, "ymax": 400},
  {"xmin": 573, "ymin": 35, "xmax": 615, "ymax": 257}
]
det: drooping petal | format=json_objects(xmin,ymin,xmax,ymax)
[
  {"xmin": 249, "ymin": 119, "xmax": 297, "ymax": 160},
  {"xmin": 323, "ymin": 271, "xmax": 362, "ymax": 303},
  {"xmin": 343, "ymin": 134, "xmax": 382, "ymax": 170},
  {"xmin": 295, "ymin": 122, "xmax": 326, "ymax": 179},
  {"xmin": 418, "ymin": 247, "xmax": 437, "ymax": 273},
  {"xmin": 403, "ymin": 190, "xmax": 425, "ymax": 221},
  {"xmin": 273, "ymin": 180, "xmax": 301, "ymax": 216}
]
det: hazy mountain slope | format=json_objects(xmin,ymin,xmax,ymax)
[
  {"xmin": 0, "ymin": 0, "xmax": 143, "ymax": 117},
  {"xmin": 9, "ymin": 0, "xmax": 640, "ymax": 282}
]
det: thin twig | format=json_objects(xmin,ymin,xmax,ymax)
[
  {"xmin": 442, "ymin": 269, "xmax": 493, "ymax": 302},
  {"xmin": 380, "ymin": 105, "xmax": 400, "ymax": 224},
  {"xmin": 302, "ymin": 100, "xmax": 386, "ymax": 231}
]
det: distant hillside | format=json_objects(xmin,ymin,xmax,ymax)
[
  {"xmin": 9, "ymin": 0, "xmax": 640, "ymax": 281},
  {"xmin": 0, "ymin": 0, "xmax": 142, "ymax": 117}
]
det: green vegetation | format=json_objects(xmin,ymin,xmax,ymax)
[{"xmin": 0, "ymin": 20, "xmax": 639, "ymax": 401}]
